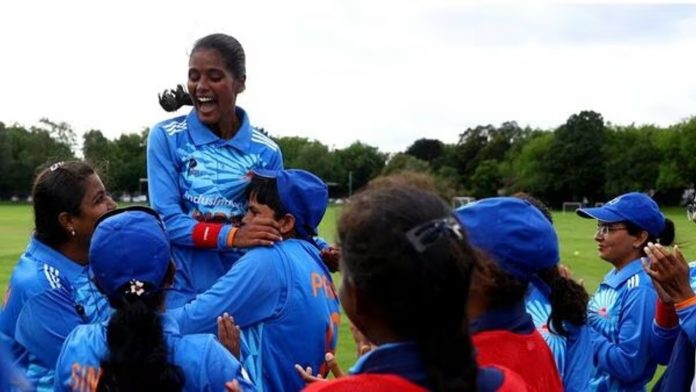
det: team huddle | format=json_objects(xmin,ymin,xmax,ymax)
[{"xmin": 2, "ymin": 32, "xmax": 696, "ymax": 392}]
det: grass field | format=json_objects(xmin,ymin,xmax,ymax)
[{"xmin": 2, "ymin": 203, "xmax": 696, "ymax": 380}]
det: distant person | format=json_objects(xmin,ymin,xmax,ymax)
[
  {"xmin": 170, "ymin": 169, "xmax": 340, "ymax": 392},
  {"xmin": 303, "ymin": 185, "xmax": 528, "ymax": 392},
  {"xmin": 0, "ymin": 161, "xmax": 116, "ymax": 391},
  {"xmin": 148, "ymin": 33, "xmax": 284, "ymax": 306},
  {"xmin": 456, "ymin": 197, "xmax": 564, "ymax": 391},
  {"xmin": 576, "ymin": 192, "xmax": 675, "ymax": 391},
  {"xmin": 53, "ymin": 207, "xmax": 254, "ymax": 392},
  {"xmin": 513, "ymin": 193, "xmax": 594, "ymax": 391},
  {"xmin": 643, "ymin": 194, "xmax": 696, "ymax": 391}
]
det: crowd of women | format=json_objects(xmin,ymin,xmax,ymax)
[{"xmin": 2, "ymin": 32, "xmax": 696, "ymax": 392}]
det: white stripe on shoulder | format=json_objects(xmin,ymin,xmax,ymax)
[
  {"xmin": 626, "ymin": 274, "xmax": 640, "ymax": 289},
  {"xmin": 162, "ymin": 119, "xmax": 187, "ymax": 136},
  {"xmin": 251, "ymin": 134, "xmax": 279, "ymax": 152},
  {"xmin": 43, "ymin": 264, "xmax": 61, "ymax": 289}
]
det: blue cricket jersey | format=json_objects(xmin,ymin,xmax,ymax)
[
  {"xmin": 651, "ymin": 263, "xmax": 696, "ymax": 391},
  {"xmin": 586, "ymin": 259, "xmax": 658, "ymax": 391},
  {"xmin": 0, "ymin": 237, "xmax": 109, "ymax": 391},
  {"xmin": 53, "ymin": 314, "xmax": 254, "ymax": 392},
  {"xmin": 525, "ymin": 281, "xmax": 594, "ymax": 391},
  {"xmin": 147, "ymin": 106, "xmax": 283, "ymax": 306},
  {"xmin": 169, "ymin": 239, "xmax": 340, "ymax": 392}
]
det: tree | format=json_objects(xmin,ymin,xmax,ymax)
[
  {"xmin": 405, "ymin": 138, "xmax": 445, "ymax": 163},
  {"xmin": 469, "ymin": 160, "xmax": 502, "ymax": 199},
  {"xmin": 544, "ymin": 110, "xmax": 607, "ymax": 204},
  {"xmin": 382, "ymin": 153, "xmax": 430, "ymax": 176},
  {"xmin": 332, "ymin": 142, "xmax": 387, "ymax": 194}
]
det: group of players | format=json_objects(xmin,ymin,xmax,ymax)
[{"xmin": 2, "ymin": 32, "xmax": 696, "ymax": 391}]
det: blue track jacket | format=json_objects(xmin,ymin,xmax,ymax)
[
  {"xmin": 0, "ymin": 237, "xmax": 109, "ymax": 391},
  {"xmin": 526, "ymin": 281, "xmax": 594, "ymax": 391},
  {"xmin": 147, "ymin": 107, "xmax": 283, "ymax": 306},
  {"xmin": 169, "ymin": 239, "xmax": 340, "ymax": 392},
  {"xmin": 53, "ymin": 314, "xmax": 254, "ymax": 392},
  {"xmin": 586, "ymin": 259, "xmax": 658, "ymax": 391},
  {"xmin": 651, "ymin": 263, "xmax": 696, "ymax": 391}
]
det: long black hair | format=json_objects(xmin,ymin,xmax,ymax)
[
  {"xmin": 338, "ymin": 185, "xmax": 479, "ymax": 391},
  {"xmin": 32, "ymin": 161, "xmax": 95, "ymax": 248},
  {"xmin": 97, "ymin": 264, "xmax": 184, "ymax": 392},
  {"xmin": 513, "ymin": 193, "xmax": 589, "ymax": 336}
]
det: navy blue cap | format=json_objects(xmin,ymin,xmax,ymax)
[
  {"xmin": 576, "ymin": 192, "xmax": 665, "ymax": 237},
  {"xmin": 89, "ymin": 209, "xmax": 171, "ymax": 298},
  {"xmin": 455, "ymin": 197, "xmax": 559, "ymax": 281},
  {"xmin": 251, "ymin": 169, "xmax": 328, "ymax": 238}
]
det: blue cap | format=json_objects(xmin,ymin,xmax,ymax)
[
  {"xmin": 89, "ymin": 209, "xmax": 171, "ymax": 298},
  {"xmin": 455, "ymin": 197, "xmax": 559, "ymax": 280},
  {"xmin": 251, "ymin": 169, "xmax": 328, "ymax": 238},
  {"xmin": 576, "ymin": 192, "xmax": 665, "ymax": 237}
]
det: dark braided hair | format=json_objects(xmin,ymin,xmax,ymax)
[
  {"xmin": 97, "ymin": 266, "xmax": 184, "ymax": 392},
  {"xmin": 339, "ymin": 185, "xmax": 479, "ymax": 391}
]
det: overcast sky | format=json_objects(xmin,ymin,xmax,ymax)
[{"xmin": 1, "ymin": 1, "xmax": 695, "ymax": 153}]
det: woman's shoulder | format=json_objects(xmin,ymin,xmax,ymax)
[{"xmin": 150, "ymin": 114, "xmax": 190, "ymax": 137}]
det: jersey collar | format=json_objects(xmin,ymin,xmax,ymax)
[
  {"xmin": 350, "ymin": 342, "xmax": 427, "ymax": 387},
  {"xmin": 603, "ymin": 258, "xmax": 644, "ymax": 288},
  {"xmin": 27, "ymin": 235, "xmax": 87, "ymax": 283},
  {"xmin": 187, "ymin": 106, "xmax": 252, "ymax": 152}
]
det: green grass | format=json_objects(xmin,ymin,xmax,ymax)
[{"xmin": 2, "ymin": 204, "xmax": 694, "ymax": 381}]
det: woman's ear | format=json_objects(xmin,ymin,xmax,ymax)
[
  {"xmin": 58, "ymin": 211, "xmax": 75, "ymax": 235},
  {"xmin": 279, "ymin": 213, "xmax": 296, "ymax": 236},
  {"xmin": 633, "ymin": 230, "xmax": 650, "ymax": 249},
  {"xmin": 235, "ymin": 75, "xmax": 247, "ymax": 94}
]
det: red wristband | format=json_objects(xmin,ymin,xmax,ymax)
[
  {"xmin": 655, "ymin": 300, "xmax": 678, "ymax": 328},
  {"xmin": 192, "ymin": 222, "xmax": 223, "ymax": 248}
]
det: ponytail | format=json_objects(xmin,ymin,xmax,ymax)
[
  {"xmin": 97, "ymin": 284, "xmax": 184, "ymax": 392},
  {"xmin": 537, "ymin": 267, "xmax": 589, "ymax": 337},
  {"xmin": 339, "ymin": 186, "xmax": 479, "ymax": 391},
  {"xmin": 414, "ymin": 235, "xmax": 479, "ymax": 391},
  {"xmin": 158, "ymin": 85, "xmax": 193, "ymax": 112}
]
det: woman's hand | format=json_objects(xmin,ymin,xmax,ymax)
[
  {"xmin": 294, "ymin": 353, "xmax": 345, "ymax": 384},
  {"xmin": 320, "ymin": 246, "xmax": 341, "ymax": 273},
  {"xmin": 231, "ymin": 218, "xmax": 282, "ymax": 248},
  {"xmin": 643, "ymin": 243, "xmax": 695, "ymax": 304},
  {"xmin": 217, "ymin": 313, "xmax": 242, "ymax": 359}
]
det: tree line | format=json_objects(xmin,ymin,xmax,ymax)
[{"xmin": 2, "ymin": 110, "xmax": 696, "ymax": 206}]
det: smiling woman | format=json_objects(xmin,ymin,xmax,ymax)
[{"xmin": 147, "ymin": 33, "xmax": 286, "ymax": 307}]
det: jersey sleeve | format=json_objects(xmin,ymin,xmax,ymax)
[
  {"xmin": 14, "ymin": 287, "xmax": 82, "ymax": 368},
  {"xmin": 169, "ymin": 247, "xmax": 285, "ymax": 335},
  {"xmin": 562, "ymin": 323, "xmax": 594, "ymax": 392},
  {"xmin": 201, "ymin": 337, "xmax": 256, "ymax": 391},
  {"xmin": 590, "ymin": 286, "xmax": 656, "ymax": 383},
  {"xmin": 675, "ymin": 298, "xmax": 696, "ymax": 346},
  {"xmin": 268, "ymin": 147, "xmax": 284, "ymax": 170},
  {"xmin": 147, "ymin": 124, "xmax": 234, "ymax": 250},
  {"xmin": 52, "ymin": 327, "xmax": 81, "ymax": 392}
]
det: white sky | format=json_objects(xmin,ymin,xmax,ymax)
[{"xmin": 1, "ymin": 1, "xmax": 696, "ymax": 153}]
